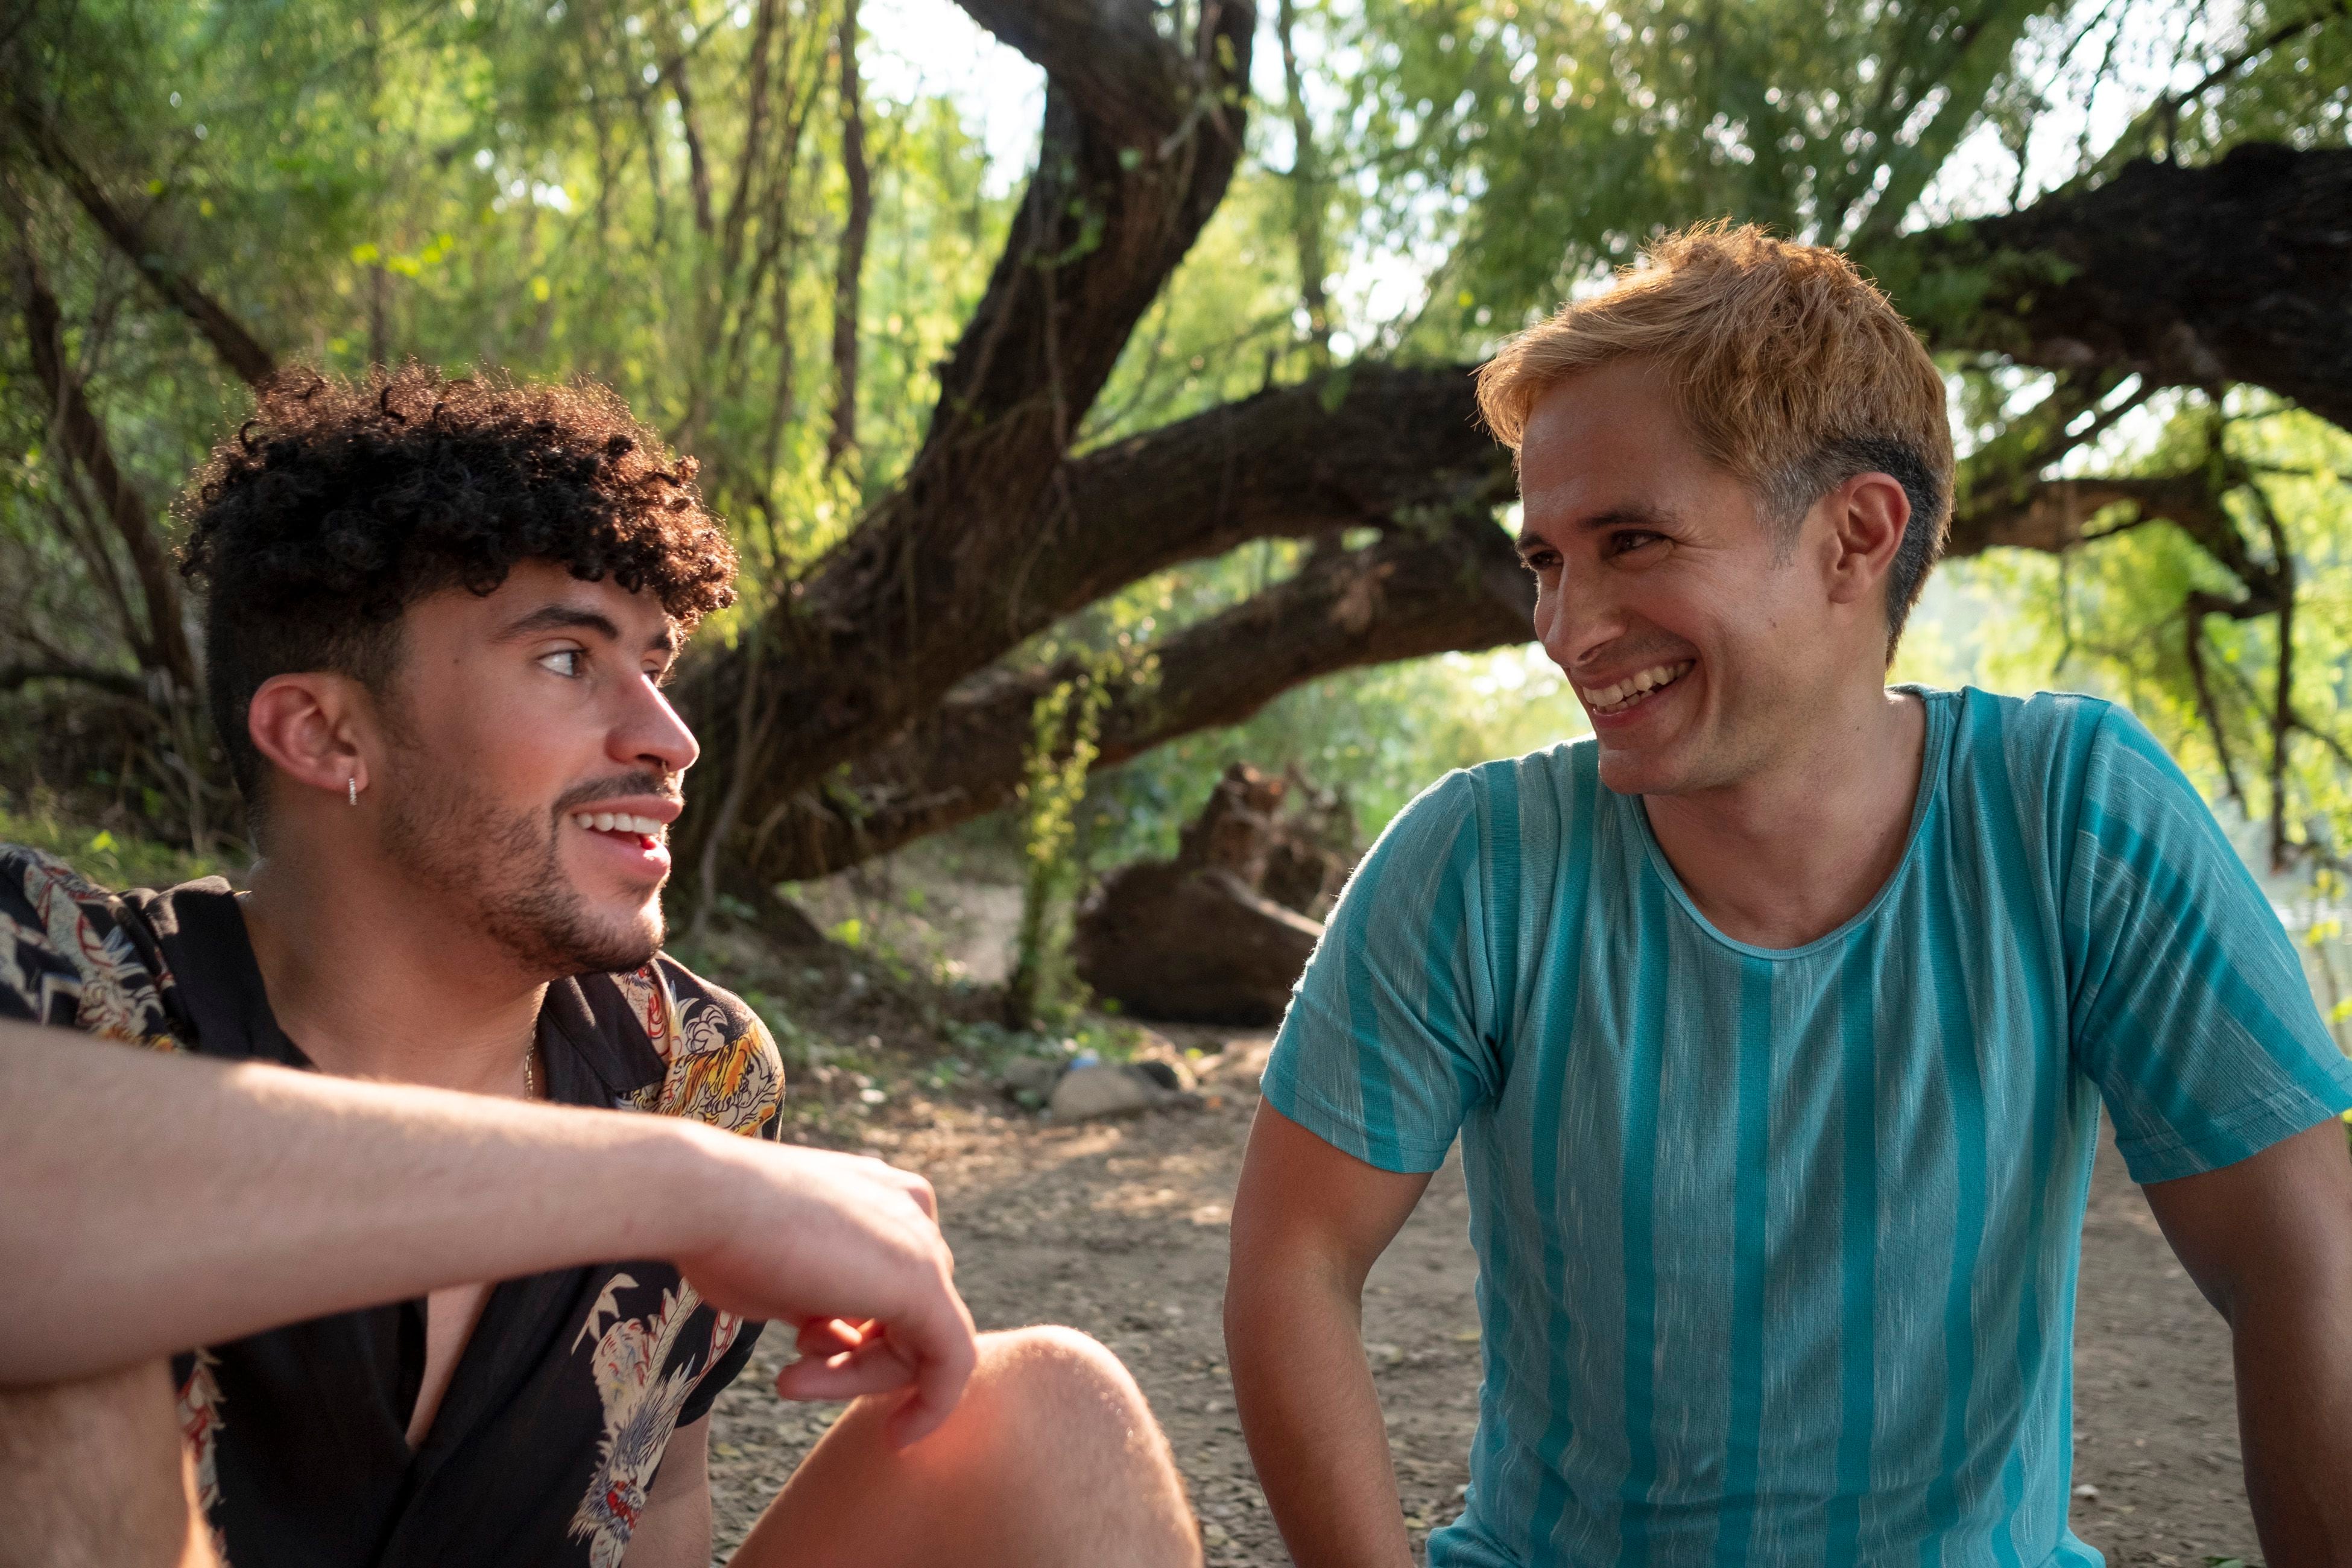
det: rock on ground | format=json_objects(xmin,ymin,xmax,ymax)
[{"xmin": 1048, "ymin": 1061, "xmax": 1167, "ymax": 1120}]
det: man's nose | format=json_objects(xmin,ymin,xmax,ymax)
[
  {"xmin": 1537, "ymin": 572, "xmax": 1626, "ymax": 675},
  {"xmin": 615, "ymin": 678, "xmax": 700, "ymax": 776}
]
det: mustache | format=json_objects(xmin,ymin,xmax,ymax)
[{"xmin": 552, "ymin": 773, "xmax": 683, "ymax": 815}]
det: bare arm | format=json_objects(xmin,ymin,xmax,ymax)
[
  {"xmin": 0, "ymin": 1022, "xmax": 977, "ymax": 1446},
  {"xmin": 1225, "ymin": 1101, "xmax": 1435, "ymax": 1568},
  {"xmin": 2141, "ymin": 1118, "xmax": 2352, "ymax": 1563},
  {"xmin": 625, "ymin": 1414, "xmax": 715, "ymax": 1567}
]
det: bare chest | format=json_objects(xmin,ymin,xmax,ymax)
[{"xmin": 405, "ymin": 1282, "xmax": 493, "ymax": 1450}]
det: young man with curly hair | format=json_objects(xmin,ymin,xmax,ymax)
[
  {"xmin": 0, "ymin": 367, "xmax": 1200, "ymax": 1568},
  {"xmin": 1227, "ymin": 227, "xmax": 2352, "ymax": 1567}
]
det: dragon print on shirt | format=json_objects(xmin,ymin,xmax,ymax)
[
  {"xmin": 567, "ymin": 1275, "xmax": 745, "ymax": 1564},
  {"xmin": 179, "ymin": 1350, "xmax": 232, "ymax": 1566},
  {"xmin": 566, "ymin": 961, "xmax": 777, "ymax": 1562}
]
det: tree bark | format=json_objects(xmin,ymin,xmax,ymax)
[
  {"xmin": 726, "ymin": 510, "xmax": 1532, "ymax": 880},
  {"xmin": 825, "ymin": 0, "xmax": 870, "ymax": 469},
  {"xmin": 735, "ymin": 0, "xmax": 1254, "ymax": 774},
  {"xmin": 1900, "ymin": 144, "xmax": 2352, "ymax": 429},
  {"xmin": 672, "ymin": 0, "xmax": 1257, "ymax": 876}
]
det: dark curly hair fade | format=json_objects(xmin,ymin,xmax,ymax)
[{"xmin": 177, "ymin": 362, "xmax": 738, "ymax": 821}]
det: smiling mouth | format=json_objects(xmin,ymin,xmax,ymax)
[
  {"xmin": 568, "ymin": 811, "xmax": 667, "ymax": 849},
  {"xmin": 1578, "ymin": 659, "xmax": 1694, "ymax": 716}
]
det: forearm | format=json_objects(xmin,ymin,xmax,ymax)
[
  {"xmin": 1225, "ymin": 1264, "xmax": 1415, "ymax": 1568},
  {"xmin": 2233, "ymin": 1282, "xmax": 2352, "ymax": 1562},
  {"xmin": 0, "ymin": 1023, "xmax": 724, "ymax": 1383}
]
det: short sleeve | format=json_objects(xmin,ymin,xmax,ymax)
[
  {"xmin": 1262, "ymin": 771, "xmax": 1497, "ymax": 1174},
  {"xmin": 2063, "ymin": 707, "xmax": 2352, "ymax": 1183},
  {"xmin": 0, "ymin": 846, "xmax": 180, "ymax": 1045},
  {"xmin": 678, "ymin": 1319, "xmax": 765, "ymax": 1427}
]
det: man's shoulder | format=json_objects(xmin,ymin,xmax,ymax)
[
  {"xmin": 1936, "ymin": 685, "xmax": 2129, "ymax": 809},
  {"xmin": 0, "ymin": 844, "xmax": 184, "ymax": 1045},
  {"xmin": 1, "ymin": 841, "xmax": 118, "ymax": 909},
  {"xmin": 1939, "ymin": 684, "xmax": 2199, "ymax": 809},
  {"xmin": 1458, "ymin": 735, "xmax": 1600, "ymax": 797},
  {"xmin": 597, "ymin": 951, "xmax": 786, "ymax": 1140},
  {"xmin": 1394, "ymin": 738, "xmax": 1602, "ymax": 846},
  {"xmin": 1936, "ymin": 683, "xmax": 2115, "ymax": 748}
]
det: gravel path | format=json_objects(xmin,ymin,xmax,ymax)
[{"xmin": 704, "ymin": 1043, "xmax": 2265, "ymax": 1566}]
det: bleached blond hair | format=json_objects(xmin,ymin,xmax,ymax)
[{"xmin": 1475, "ymin": 223, "xmax": 1955, "ymax": 654}]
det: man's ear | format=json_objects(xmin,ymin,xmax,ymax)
[
  {"xmin": 1822, "ymin": 472, "xmax": 1910, "ymax": 610},
  {"xmin": 245, "ymin": 672, "xmax": 376, "ymax": 801}
]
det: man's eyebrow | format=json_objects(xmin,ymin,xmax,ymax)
[
  {"xmin": 500, "ymin": 604, "xmax": 624, "ymax": 642},
  {"xmin": 499, "ymin": 604, "xmax": 680, "ymax": 656},
  {"xmin": 1515, "ymin": 505, "xmax": 1677, "ymax": 552}
]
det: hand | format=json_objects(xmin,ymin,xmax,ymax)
[
  {"xmin": 671, "ymin": 1130, "xmax": 976, "ymax": 1448},
  {"xmin": 779, "ymin": 1315, "xmax": 921, "ymax": 1401}
]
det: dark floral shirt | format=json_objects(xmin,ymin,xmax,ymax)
[{"xmin": 0, "ymin": 846, "xmax": 788, "ymax": 1568}]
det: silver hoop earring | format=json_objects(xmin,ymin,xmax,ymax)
[{"xmin": 348, "ymin": 777, "xmax": 360, "ymax": 807}]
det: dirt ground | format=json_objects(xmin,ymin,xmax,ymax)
[{"xmin": 703, "ymin": 1037, "xmax": 2263, "ymax": 1567}]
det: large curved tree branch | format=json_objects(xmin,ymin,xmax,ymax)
[
  {"xmin": 729, "ymin": 512, "xmax": 1532, "ymax": 883},
  {"xmin": 741, "ymin": 0, "xmax": 1255, "ymax": 780},
  {"xmin": 1947, "ymin": 472, "xmax": 2242, "ymax": 559},
  {"xmin": 1899, "ymin": 143, "xmax": 2352, "ymax": 429}
]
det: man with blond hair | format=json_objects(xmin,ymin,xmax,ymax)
[{"xmin": 1225, "ymin": 225, "xmax": 2352, "ymax": 1567}]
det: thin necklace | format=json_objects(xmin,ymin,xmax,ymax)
[{"xmin": 523, "ymin": 1046, "xmax": 536, "ymax": 1099}]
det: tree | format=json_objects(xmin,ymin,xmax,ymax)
[{"xmin": 2, "ymin": 0, "xmax": 2348, "ymax": 897}]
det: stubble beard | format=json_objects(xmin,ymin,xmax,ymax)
[{"xmin": 379, "ymin": 758, "xmax": 665, "ymax": 978}]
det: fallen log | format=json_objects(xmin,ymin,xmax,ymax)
[{"xmin": 1073, "ymin": 763, "xmax": 1358, "ymax": 1024}]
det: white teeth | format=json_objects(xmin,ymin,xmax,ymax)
[
  {"xmin": 572, "ymin": 811, "xmax": 664, "ymax": 837},
  {"xmin": 1580, "ymin": 660, "xmax": 1693, "ymax": 713}
]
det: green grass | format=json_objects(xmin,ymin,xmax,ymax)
[{"xmin": 0, "ymin": 795, "xmax": 237, "ymax": 890}]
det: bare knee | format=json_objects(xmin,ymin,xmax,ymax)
[
  {"xmin": 0, "ymin": 1361, "xmax": 213, "ymax": 1568},
  {"xmin": 979, "ymin": 1326, "xmax": 1145, "ymax": 1410},
  {"xmin": 969, "ymin": 1327, "xmax": 1195, "ymax": 1554},
  {"xmin": 745, "ymin": 1328, "xmax": 1198, "ymax": 1568}
]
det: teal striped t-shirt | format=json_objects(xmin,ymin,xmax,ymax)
[{"xmin": 1263, "ymin": 687, "xmax": 2352, "ymax": 1568}]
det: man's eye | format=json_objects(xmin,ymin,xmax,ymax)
[
  {"xmin": 539, "ymin": 650, "xmax": 584, "ymax": 678},
  {"xmin": 1520, "ymin": 551, "xmax": 1560, "ymax": 574},
  {"xmin": 1608, "ymin": 531, "xmax": 1664, "ymax": 557}
]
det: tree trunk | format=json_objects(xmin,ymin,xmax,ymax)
[{"xmin": 825, "ymin": 0, "xmax": 870, "ymax": 469}]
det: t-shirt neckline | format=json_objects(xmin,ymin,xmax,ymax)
[{"xmin": 1622, "ymin": 684, "xmax": 1956, "ymax": 962}]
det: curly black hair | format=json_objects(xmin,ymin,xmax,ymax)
[{"xmin": 177, "ymin": 362, "xmax": 738, "ymax": 819}]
